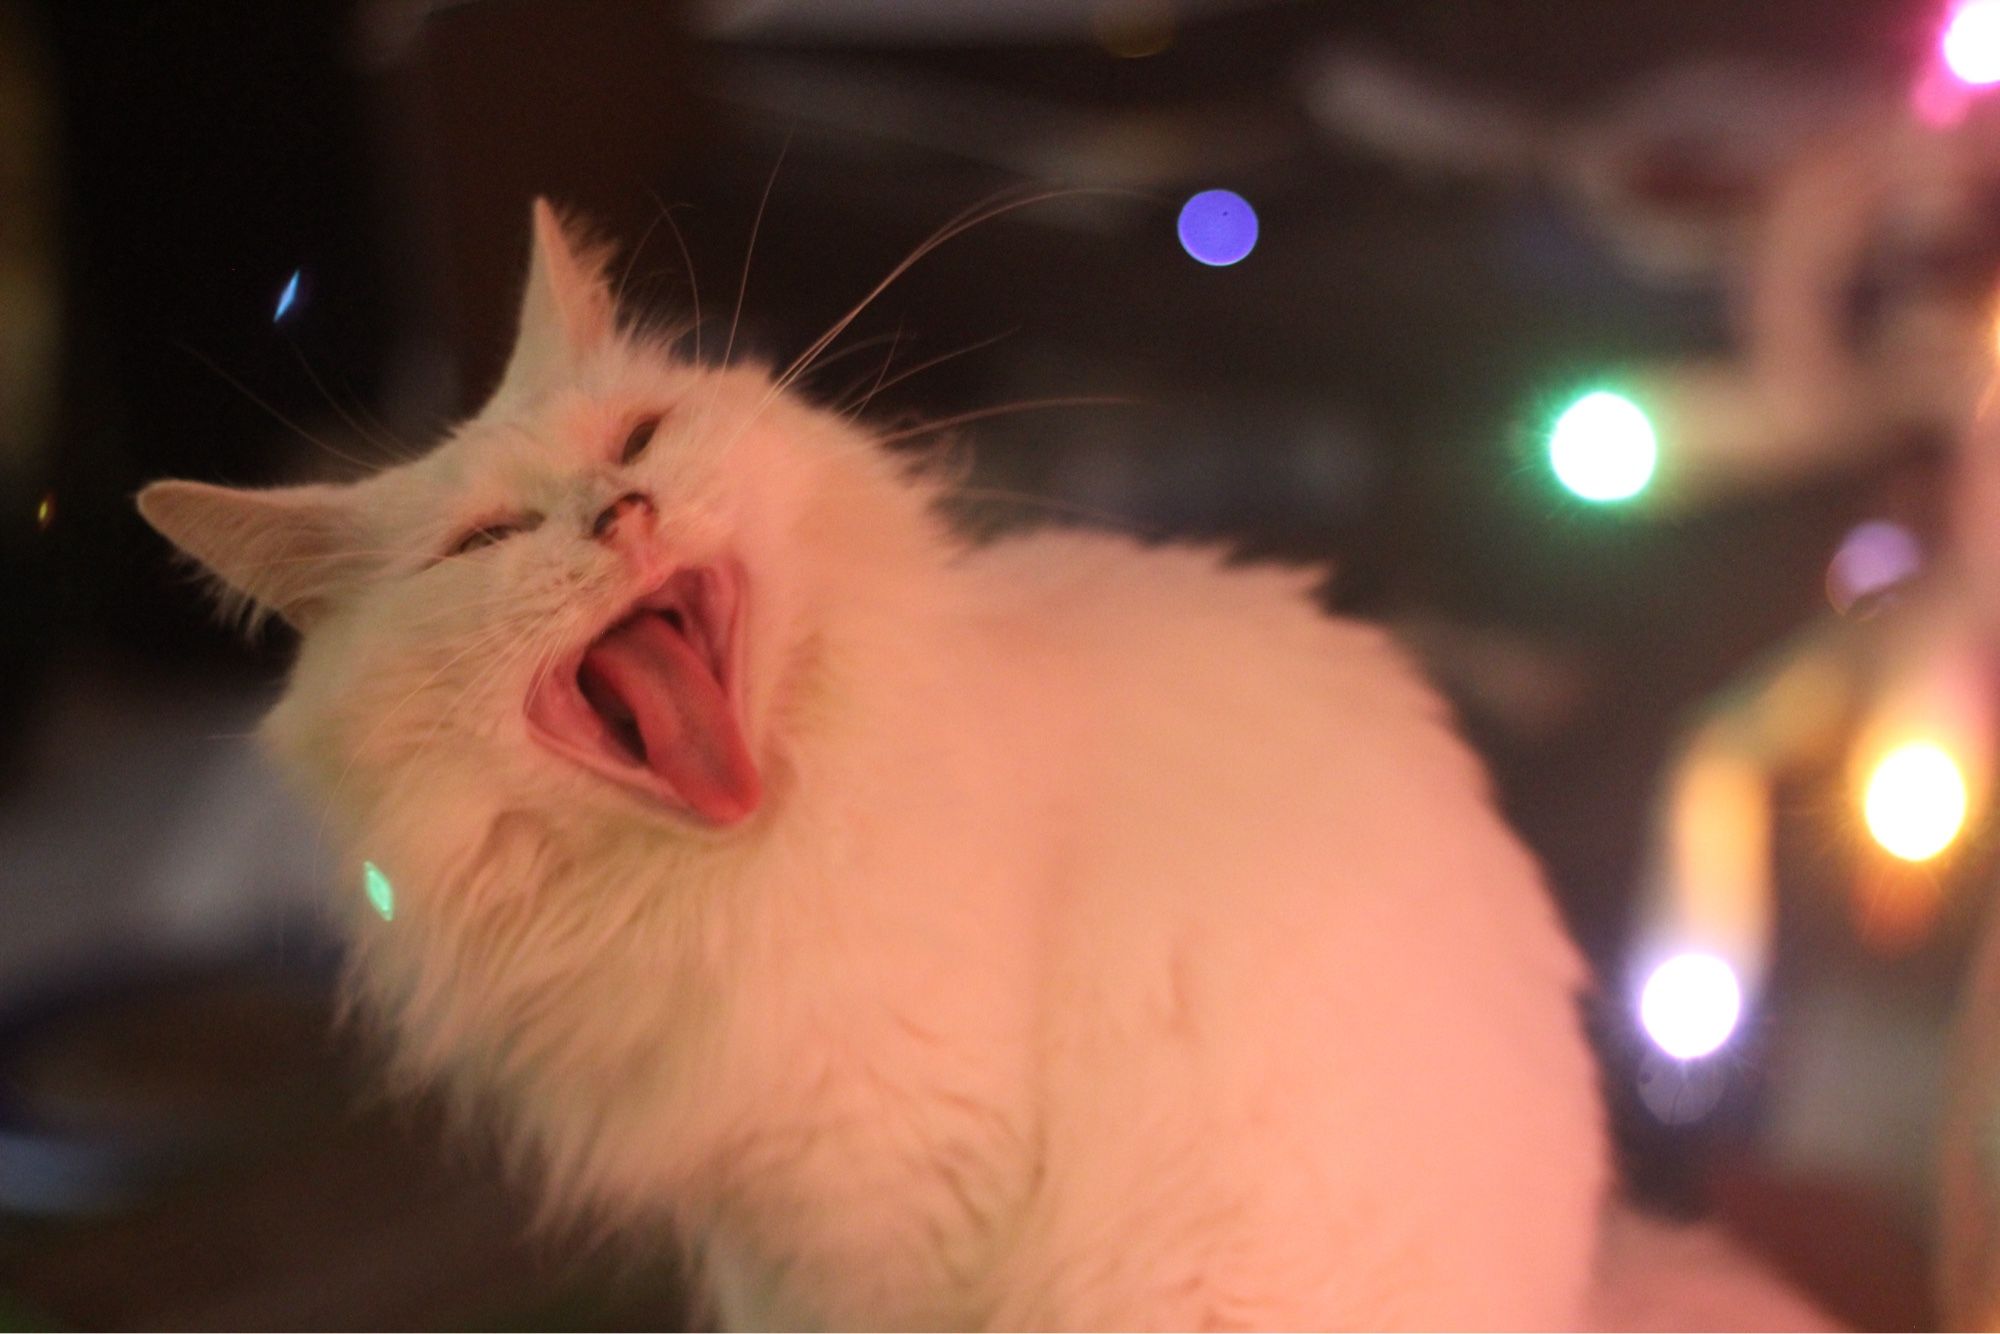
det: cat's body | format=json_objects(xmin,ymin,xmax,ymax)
[{"xmin": 142, "ymin": 203, "xmax": 1612, "ymax": 1328}]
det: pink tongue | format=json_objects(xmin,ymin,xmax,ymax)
[{"xmin": 580, "ymin": 613, "xmax": 761, "ymax": 824}]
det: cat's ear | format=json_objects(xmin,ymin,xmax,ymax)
[
  {"xmin": 137, "ymin": 479, "xmax": 363, "ymax": 632},
  {"xmin": 493, "ymin": 198, "xmax": 617, "ymax": 404}
]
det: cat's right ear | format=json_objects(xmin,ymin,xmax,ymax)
[
  {"xmin": 136, "ymin": 479, "xmax": 362, "ymax": 633},
  {"xmin": 490, "ymin": 198, "xmax": 617, "ymax": 407}
]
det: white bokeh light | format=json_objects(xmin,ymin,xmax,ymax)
[
  {"xmin": 1548, "ymin": 390, "xmax": 1657, "ymax": 502},
  {"xmin": 1864, "ymin": 741, "xmax": 1968, "ymax": 862},
  {"xmin": 1639, "ymin": 952, "xmax": 1742, "ymax": 1061},
  {"xmin": 1945, "ymin": 0, "xmax": 2000, "ymax": 85}
]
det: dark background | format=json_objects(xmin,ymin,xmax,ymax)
[{"xmin": 0, "ymin": 0, "xmax": 1975, "ymax": 1326}]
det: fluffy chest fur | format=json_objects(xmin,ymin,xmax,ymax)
[{"xmin": 141, "ymin": 202, "xmax": 1607, "ymax": 1330}]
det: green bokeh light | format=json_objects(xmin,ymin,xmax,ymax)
[
  {"xmin": 363, "ymin": 860, "xmax": 396, "ymax": 922},
  {"xmin": 1549, "ymin": 390, "xmax": 1657, "ymax": 503}
]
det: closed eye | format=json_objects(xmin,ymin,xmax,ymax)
[
  {"xmin": 620, "ymin": 413, "xmax": 665, "ymax": 465},
  {"xmin": 447, "ymin": 513, "xmax": 541, "ymax": 558}
]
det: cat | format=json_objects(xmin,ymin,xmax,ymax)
[{"xmin": 138, "ymin": 200, "xmax": 1617, "ymax": 1329}]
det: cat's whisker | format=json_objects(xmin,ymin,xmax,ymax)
[
  {"xmin": 432, "ymin": 626, "xmax": 574, "ymax": 782},
  {"xmin": 691, "ymin": 191, "xmax": 1099, "ymax": 474},
  {"xmin": 699, "ymin": 191, "xmax": 1099, "ymax": 491},
  {"xmin": 714, "ymin": 189, "xmax": 1008, "ymax": 456},
  {"xmin": 390, "ymin": 596, "xmax": 572, "ymax": 638},
  {"xmin": 871, "ymin": 395, "xmax": 1137, "ymax": 447},
  {"xmin": 772, "ymin": 187, "xmax": 1118, "ymax": 404},
  {"xmin": 616, "ymin": 201, "xmax": 672, "ymax": 315},
  {"xmin": 173, "ymin": 340, "xmax": 394, "ymax": 476},
  {"xmin": 401, "ymin": 625, "xmax": 552, "ymax": 782},
  {"xmin": 792, "ymin": 327, "xmax": 918, "ymax": 390},
  {"xmin": 281, "ymin": 338, "xmax": 426, "ymax": 466},
  {"xmin": 946, "ymin": 485, "xmax": 1160, "ymax": 539},
  {"xmin": 397, "ymin": 584, "xmax": 585, "ymax": 617},
  {"xmin": 311, "ymin": 614, "xmax": 538, "ymax": 856},
  {"xmin": 721, "ymin": 131, "xmax": 792, "ymax": 376},
  {"xmin": 238, "ymin": 543, "xmax": 449, "ymax": 571},
  {"xmin": 837, "ymin": 326, "xmax": 1021, "ymax": 420},
  {"xmin": 323, "ymin": 615, "xmax": 528, "ymax": 760},
  {"xmin": 645, "ymin": 192, "xmax": 704, "ymax": 369},
  {"xmin": 824, "ymin": 317, "xmax": 906, "ymax": 423}
]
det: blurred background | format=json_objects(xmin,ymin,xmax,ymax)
[{"xmin": 6, "ymin": 0, "xmax": 2000, "ymax": 1326}]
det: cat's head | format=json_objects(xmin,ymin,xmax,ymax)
[{"xmin": 140, "ymin": 201, "xmax": 945, "ymax": 854}]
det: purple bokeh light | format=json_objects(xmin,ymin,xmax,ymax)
[
  {"xmin": 1826, "ymin": 520, "xmax": 1922, "ymax": 615},
  {"xmin": 1177, "ymin": 189, "xmax": 1258, "ymax": 267}
]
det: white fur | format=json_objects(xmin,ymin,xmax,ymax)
[{"xmin": 143, "ymin": 204, "xmax": 1610, "ymax": 1329}]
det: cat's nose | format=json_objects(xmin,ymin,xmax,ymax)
[{"xmin": 590, "ymin": 490, "xmax": 656, "ymax": 543}]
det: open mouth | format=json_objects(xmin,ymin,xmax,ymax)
[{"xmin": 525, "ymin": 565, "xmax": 761, "ymax": 826}]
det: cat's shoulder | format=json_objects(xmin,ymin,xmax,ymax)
[
  {"xmin": 953, "ymin": 523, "xmax": 1446, "ymax": 719},
  {"xmin": 962, "ymin": 525, "xmax": 1326, "ymax": 626},
  {"xmin": 959, "ymin": 523, "xmax": 1453, "ymax": 730}
]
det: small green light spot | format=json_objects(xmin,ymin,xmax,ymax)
[
  {"xmin": 1549, "ymin": 389, "xmax": 1657, "ymax": 503},
  {"xmin": 363, "ymin": 861, "xmax": 395, "ymax": 921}
]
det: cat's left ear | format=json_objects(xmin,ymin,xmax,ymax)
[
  {"xmin": 491, "ymin": 198, "xmax": 617, "ymax": 406},
  {"xmin": 137, "ymin": 479, "xmax": 364, "ymax": 632}
]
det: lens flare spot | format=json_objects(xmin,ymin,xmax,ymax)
[
  {"xmin": 1177, "ymin": 189, "xmax": 1258, "ymax": 267},
  {"xmin": 1851, "ymin": 858, "xmax": 1946, "ymax": 955},
  {"xmin": 1639, "ymin": 952, "xmax": 1742, "ymax": 1061},
  {"xmin": 363, "ymin": 860, "xmax": 396, "ymax": 921},
  {"xmin": 1864, "ymin": 741, "xmax": 1968, "ymax": 862},
  {"xmin": 273, "ymin": 269, "xmax": 302, "ymax": 323},
  {"xmin": 34, "ymin": 492, "xmax": 53, "ymax": 533},
  {"xmin": 1826, "ymin": 520, "xmax": 1922, "ymax": 615},
  {"xmin": 1946, "ymin": 0, "xmax": 2000, "ymax": 85},
  {"xmin": 1635, "ymin": 1049, "xmax": 1729, "ymax": 1124},
  {"xmin": 1549, "ymin": 390, "xmax": 1656, "ymax": 502}
]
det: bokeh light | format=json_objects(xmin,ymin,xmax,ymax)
[
  {"xmin": 1639, "ymin": 952, "xmax": 1742, "ymax": 1061},
  {"xmin": 1548, "ymin": 390, "xmax": 1657, "ymax": 502},
  {"xmin": 1864, "ymin": 741, "xmax": 1968, "ymax": 861},
  {"xmin": 1826, "ymin": 519, "xmax": 1922, "ymax": 615},
  {"xmin": 273, "ymin": 269, "xmax": 302, "ymax": 323},
  {"xmin": 364, "ymin": 860, "xmax": 396, "ymax": 921},
  {"xmin": 1944, "ymin": 0, "xmax": 2000, "ymax": 85},
  {"xmin": 1177, "ymin": 190, "xmax": 1258, "ymax": 267},
  {"xmin": 34, "ymin": 491, "xmax": 53, "ymax": 533}
]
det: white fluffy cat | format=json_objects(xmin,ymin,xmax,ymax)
[{"xmin": 140, "ymin": 202, "xmax": 1620, "ymax": 1328}]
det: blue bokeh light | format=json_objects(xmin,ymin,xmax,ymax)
[
  {"xmin": 273, "ymin": 269, "xmax": 302, "ymax": 323},
  {"xmin": 1177, "ymin": 189, "xmax": 1258, "ymax": 267}
]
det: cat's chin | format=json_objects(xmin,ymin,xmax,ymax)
[{"xmin": 523, "ymin": 563, "xmax": 762, "ymax": 828}]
